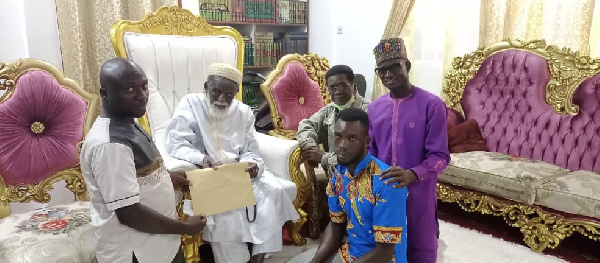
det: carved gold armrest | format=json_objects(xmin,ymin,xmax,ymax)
[{"xmin": 177, "ymin": 189, "xmax": 201, "ymax": 263}]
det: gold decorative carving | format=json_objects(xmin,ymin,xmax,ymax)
[
  {"xmin": 288, "ymin": 147, "xmax": 311, "ymax": 245},
  {"xmin": 261, "ymin": 53, "xmax": 330, "ymax": 139},
  {"xmin": 437, "ymin": 183, "xmax": 600, "ymax": 252},
  {"xmin": 545, "ymin": 45, "xmax": 600, "ymax": 115},
  {"xmin": 177, "ymin": 190, "xmax": 201, "ymax": 263},
  {"xmin": 4, "ymin": 167, "xmax": 88, "ymax": 204},
  {"xmin": 442, "ymin": 39, "xmax": 600, "ymax": 116},
  {"xmin": 0, "ymin": 61, "xmax": 21, "ymax": 103},
  {"xmin": 30, "ymin": 121, "xmax": 45, "ymax": 134},
  {"xmin": 110, "ymin": 6, "xmax": 244, "ymax": 103},
  {"xmin": 0, "ymin": 59, "xmax": 99, "ymax": 219}
]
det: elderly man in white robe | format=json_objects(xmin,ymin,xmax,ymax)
[{"xmin": 165, "ymin": 63, "xmax": 299, "ymax": 263}]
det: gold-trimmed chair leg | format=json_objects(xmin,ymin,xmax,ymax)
[
  {"xmin": 288, "ymin": 147, "xmax": 313, "ymax": 245},
  {"xmin": 288, "ymin": 208, "xmax": 308, "ymax": 245}
]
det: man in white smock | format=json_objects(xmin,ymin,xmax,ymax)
[{"xmin": 165, "ymin": 63, "xmax": 299, "ymax": 263}]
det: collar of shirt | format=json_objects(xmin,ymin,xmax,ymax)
[{"xmin": 337, "ymin": 152, "xmax": 373, "ymax": 178}]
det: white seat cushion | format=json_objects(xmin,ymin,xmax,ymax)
[
  {"xmin": 439, "ymin": 151, "xmax": 569, "ymax": 204},
  {"xmin": 535, "ymin": 171, "xmax": 600, "ymax": 219},
  {"xmin": 0, "ymin": 202, "xmax": 94, "ymax": 262}
]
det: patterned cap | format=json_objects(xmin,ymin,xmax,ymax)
[
  {"xmin": 373, "ymin": 38, "xmax": 408, "ymax": 64},
  {"xmin": 207, "ymin": 63, "xmax": 242, "ymax": 85}
]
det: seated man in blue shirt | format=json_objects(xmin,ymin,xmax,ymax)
[{"xmin": 311, "ymin": 108, "xmax": 408, "ymax": 263}]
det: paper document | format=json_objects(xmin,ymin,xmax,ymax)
[{"xmin": 186, "ymin": 162, "xmax": 256, "ymax": 216}]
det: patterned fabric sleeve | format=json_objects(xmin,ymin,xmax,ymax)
[
  {"xmin": 372, "ymin": 184, "xmax": 408, "ymax": 243},
  {"xmin": 326, "ymin": 172, "xmax": 346, "ymax": 223}
]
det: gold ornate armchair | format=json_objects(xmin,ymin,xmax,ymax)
[
  {"xmin": 440, "ymin": 39, "xmax": 600, "ymax": 252},
  {"xmin": 111, "ymin": 6, "xmax": 307, "ymax": 262},
  {"xmin": 0, "ymin": 59, "xmax": 100, "ymax": 262},
  {"xmin": 260, "ymin": 53, "xmax": 331, "ymax": 239}
]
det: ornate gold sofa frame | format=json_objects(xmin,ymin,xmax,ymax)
[
  {"xmin": 0, "ymin": 59, "xmax": 100, "ymax": 261},
  {"xmin": 111, "ymin": 6, "xmax": 306, "ymax": 262},
  {"xmin": 440, "ymin": 39, "xmax": 600, "ymax": 252},
  {"xmin": 260, "ymin": 53, "xmax": 331, "ymax": 239}
]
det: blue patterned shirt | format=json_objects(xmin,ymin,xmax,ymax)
[{"xmin": 327, "ymin": 152, "xmax": 408, "ymax": 263}]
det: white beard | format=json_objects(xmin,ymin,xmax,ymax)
[
  {"xmin": 203, "ymin": 94, "xmax": 237, "ymax": 163},
  {"xmin": 204, "ymin": 94, "xmax": 233, "ymax": 120}
]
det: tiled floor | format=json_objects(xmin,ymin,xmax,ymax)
[
  {"xmin": 265, "ymin": 239, "xmax": 319, "ymax": 263},
  {"xmin": 198, "ymin": 239, "xmax": 319, "ymax": 263}
]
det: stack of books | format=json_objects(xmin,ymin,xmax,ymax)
[{"xmin": 199, "ymin": 0, "xmax": 308, "ymax": 24}]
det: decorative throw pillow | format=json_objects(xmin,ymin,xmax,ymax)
[
  {"xmin": 447, "ymin": 107, "xmax": 465, "ymax": 130},
  {"xmin": 447, "ymin": 119, "xmax": 487, "ymax": 153}
]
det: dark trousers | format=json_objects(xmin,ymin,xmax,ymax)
[{"xmin": 133, "ymin": 247, "xmax": 185, "ymax": 263}]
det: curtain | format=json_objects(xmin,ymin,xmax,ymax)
[
  {"xmin": 55, "ymin": 0, "xmax": 176, "ymax": 94},
  {"xmin": 480, "ymin": 0, "xmax": 596, "ymax": 55},
  {"xmin": 591, "ymin": 2, "xmax": 600, "ymax": 57},
  {"xmin": 371, "ymin": 0, "xmax": 416, "ymax": 100},
  {"xmin": 399, "ymin": 0, "xmax": 481, "ymax": 97}
]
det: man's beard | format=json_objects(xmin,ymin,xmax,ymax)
[{"xmin": 204, "ymin": 94, "xmax": 232, "ymax": 119}]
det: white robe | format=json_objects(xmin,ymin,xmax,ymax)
[{"xmin": 164, "ymin": 93, "xmax": 299, "ymax": 244}]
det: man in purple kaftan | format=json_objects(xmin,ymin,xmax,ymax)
[{"xmin": 368, "ymin": 38, "xmax": 450, "ymax": 263}]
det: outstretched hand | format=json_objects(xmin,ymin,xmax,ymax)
[
  {"xmin": 169, "ymin": 171, "xmax": 190, "ymax": 190},
  {"xmin": 380, "ymin": 166, "xmax": 417, "ymax": 188},
  {"xmin": 245, "ymin": 162, "xmax": 259, "ymax": 178},
  {"xmin": 186, "ymin": 214, "xmax": 207, "ymax": 233}
]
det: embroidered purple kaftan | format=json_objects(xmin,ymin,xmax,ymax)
[{"xmin": 367, "ymin": 87, "xmax": 450, "ymax": 263}]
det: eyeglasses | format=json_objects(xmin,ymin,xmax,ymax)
[
  {"xmin": 328, "ymin": 82, "xmax": 353, "ymax": 91},
  {"xmin": 374, "ymin": 63, "xmax": 402, "ymax": 76}
]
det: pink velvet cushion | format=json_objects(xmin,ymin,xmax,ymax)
[
  {"xmin": 0, "ymin": 70, "xmax": 86, "ymax": 186},
  {"xmin": 461, "ymin": 49, "xmax": 600, "ymax": 172},
  {"xmin": 271, "ymin": 62, "xmax": 325, "ymax": 130}
]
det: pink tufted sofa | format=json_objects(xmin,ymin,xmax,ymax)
[{"xmin": 439, "ymin": 40, "xmax": 600, "ymax": 252}]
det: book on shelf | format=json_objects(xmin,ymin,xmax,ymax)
[
  {"xmin": 199, "ymin": 0, "xmax": 307, "ymax": 24},
  {"xmin": 242, "ymin": 81, "xmax": 265, "ymax": 108},
  {"xmin": 243, "ymin": 35, "xmax": 255, "ymax": 67},
  {"xmin": 242, "ymin": 32, "xmax": 308, "ymax": 67},
  {"xmin": 199, "ymin": 0, "xmax": 231, "ymax": 21}
]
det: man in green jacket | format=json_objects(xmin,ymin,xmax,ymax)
[{"xmin": 297, "ymin": 65, "xmax": 370, "ymax": 174}]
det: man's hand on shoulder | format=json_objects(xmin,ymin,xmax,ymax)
[
  {"xmin": 185, "ymin": 214, "xmax": 207, "ymax": 233},
  {"xmin": 380, "ymin": 166, "xmax": 417, "ymax": 188},
  {"xmin": 245, "ymin": 162, "xmax": 259, "ymax": 178},
  {"xmin": 169, "ymin": 171, "xmax": 190, "ymax": 190}
]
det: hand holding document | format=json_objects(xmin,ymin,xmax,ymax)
[{"xmin": 185, "ymin": 162, "xmax": 256, "ymax": 216}]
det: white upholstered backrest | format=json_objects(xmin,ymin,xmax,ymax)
[{"xmin": 124, "ymin": 32, "xmax": 238, "ymax": 159}]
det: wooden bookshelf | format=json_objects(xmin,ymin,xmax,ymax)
[
  {"xmin": 181, "ymin": 0, "xmax": 310, "ymax": 74},
  {"xmin": 181, "ymin": 0, "xmax": 309, "ymax": 107},
  {"xmin": 244, "ymin": 65, "xmax": 274, "ymax": 69},
  {"xmin": 208, "ymin": 21, "xmax": 306, "ymax": 27}
]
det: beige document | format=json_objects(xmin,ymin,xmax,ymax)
[{"xmin": 186, "ymin": 162, "xmax": 256, "ymax": 216}]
